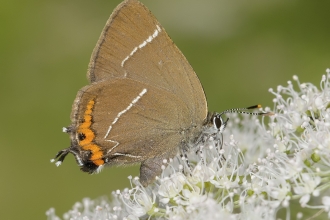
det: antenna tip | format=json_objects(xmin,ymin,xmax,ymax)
[
  {"xmin": 246, "ymin": 104, "xmax": 274, "ymax": 116},
  {"xmin": 246, "ymin": 104, "xmax": 262, "ymax": 110}
]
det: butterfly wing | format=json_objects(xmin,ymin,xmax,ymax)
[{"xmin": 87, "ymin": 0, "xmax": 207, "ymax": 125}]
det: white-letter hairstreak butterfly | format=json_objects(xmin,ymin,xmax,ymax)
[{"xmin": 51, "ymin": 0, "xmax": 269, "ymax": 186}]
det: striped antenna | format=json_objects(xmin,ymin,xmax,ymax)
[{"xmin": 219, "ymin": 104, "xmax": 274, "ymax": 117}]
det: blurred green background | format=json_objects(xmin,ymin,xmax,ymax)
[{"xmin": 1, "ymin": 0, "xmax": 329, "ymax": 219}]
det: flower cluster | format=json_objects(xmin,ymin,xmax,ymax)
[{"xmin": 47, "ymin": 69, "xmax": 330, "ymax": 220}]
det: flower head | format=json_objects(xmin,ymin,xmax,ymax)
[{"xmin": 47, "ymin": 70, "xmax": 330, "ymax": 220}]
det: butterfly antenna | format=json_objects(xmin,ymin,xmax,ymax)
[{"xmin": 219, "ymin": 104, "xmax": 274, "ymax": 117}]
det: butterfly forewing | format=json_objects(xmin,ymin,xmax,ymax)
[{"xmin": 88, "ymin": 0, "xmax": 208, "ymax": 124}]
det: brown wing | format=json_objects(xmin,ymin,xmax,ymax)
[
  {"xmin": 87, "ymin": 0, "xmax": 208, "ymax": 128},
  {"xmin": 72, "ymin": 78, "xmax": 190, "ymax": 165}
]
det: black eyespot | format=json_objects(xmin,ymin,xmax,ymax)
[
  {"xmin": 78, "ymin": 133, "xmax": 86, "ymax": 141},
  {"xmin": 213, "ymin": 115, "xmax": 222, "ymax": 129},
  {"xmin": 80, "ymin": 160, "xmax": 98, "ymax": 173}
]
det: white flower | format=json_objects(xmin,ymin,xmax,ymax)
[
  {"xmin": 47, "ymin": 70, "xmax": 330, "ymax": 220},
  {"xmin": 158, "ymin": 172, "xmax": 186, "ymax": 204},
  {"xmin": 322, "ymin": 196, "xmax": 330, "ymax": 218},
  {"xmin": 293, "ymin": 173, "xmax": 321, "ymax": 206}
]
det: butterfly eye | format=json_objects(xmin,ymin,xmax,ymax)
[{"xmin": 213, "ymin": 115, "xmax": 223, "ymax": 129}]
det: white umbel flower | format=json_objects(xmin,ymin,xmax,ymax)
[{"xmin": 47, "ymin": 69, "xmax": 330, "ymax": 220}]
